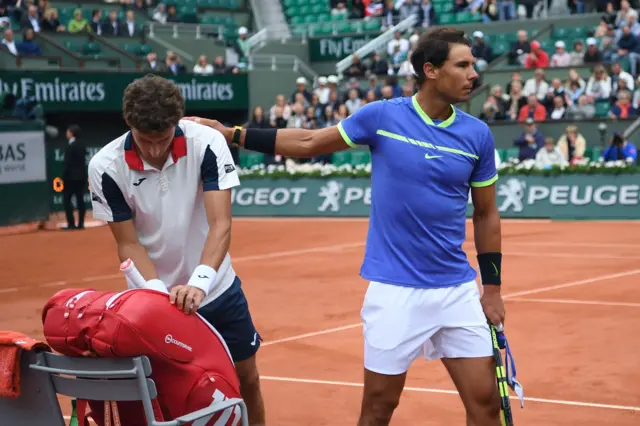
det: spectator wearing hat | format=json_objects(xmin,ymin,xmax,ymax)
[
  {"xmin": 514, "ymin": 118, "xmax": 545, "ymax": 161},
  {"xmin": 290, "ymin": 77, "xmax": 312, "ymax": 104},
  {"xmin": 525, "ymin": 41, "xmax": 549, "ymax": 69},
  {"xmin": 550, "ymin": 41, "xmax": 571, "ymax": 67},
  {"xmin": 471, "ymin": 31, "xmax": 493, "ymax": 72},
  {"xmin": 233, "ymin": 26, "xmax": 250, "ymax": 66},
  {"xmin": 536, "ymin": 137, "xmax": 566, "ymax": 169},
  {"xmin": 314, "ymin": 76, "xmax": 330, "ymax": 104},
  {"xmin": 584, "ymin": 37, "xmax": 604, "ymax": 63}
]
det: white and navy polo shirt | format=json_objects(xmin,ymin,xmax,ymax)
[{"xmin": 88, "ymin": 119, "xmax": 239, "ymax": 307}]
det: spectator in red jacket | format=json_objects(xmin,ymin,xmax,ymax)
[
  {"xmin": 525, "ymin": 41, "xmax": 549, "ymax": 69},
  {"xmin": 518, "ymin": 93, "xmax": 548, "ymax": 122}
]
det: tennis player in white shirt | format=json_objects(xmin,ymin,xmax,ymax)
[{"xmin": 87, "ymin": 74, "xmax": 266, "ymax": 426}]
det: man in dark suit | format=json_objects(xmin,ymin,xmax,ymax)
[
  {"xmin": 121, "ymin": 10, "xmax": 139, "ymax": 37},
  {"xmin": 90, "ymin": 9, "xmax": 103, "ymax": 35},
  {"xmin": 62, "ymin": 125, "xmax": 88, "ymax": 230},
  {"xmin": 102, "ymin": 10, "xmax": 122, "ymax": 36}
]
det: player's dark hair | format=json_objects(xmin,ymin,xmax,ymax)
[
  {"xmin": 122, "ymin": 74, "xmax": 184, "ymax": 133},
  {"xmin": 411, "ymin": 27, "xmax": 471, "ymax": 86},
  {"xmin": 67, "ymin": 124, "xmax": 80, "ymax": 137}
]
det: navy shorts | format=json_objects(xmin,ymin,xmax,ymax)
[{"xmin": 197, "ymin": 276, "xmax": 261, "ymax": 362}]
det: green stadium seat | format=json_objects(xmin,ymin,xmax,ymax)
[
  {"xmin": 311, "ymin": 4, "xmax": 326, "ymax": 14},
  {"xmin": 331, "ymin": 13, "xmax": 347, "ymax": 21},
  {"xmin": 350, "ymin": 151, "xmax": 371, "ymax": 166},
  {"xmin": 313, "ymin": 22, "xmax": 334, "ymax": 35},
  {"xmin": 299, "ymin": 5, "xmax": 311, "ymax": 14},
  {"xmin": 552, "ymin": 28, "xmax": 568, "ymax": 40},
  {"xmin": 283, "ymin": 0, "xmax": 296, "ymax": 7},
  {"xmin": 590, "ymin": 147, "xmax": 602, "ymax": 161},
  {"xmin": 595, "ymin": 100, "xmax": 610, "ymax": 117},
  {"xmin": 290, "ymin": 15, "xmax": 305, "ymax": 25},
  {"xmin": 178, "ymin": 5, "xmax": 198, "ymax": 22},
  {"xmin": 336, "ymin": 21, "xmax": 352, "ymax": 34},
  {"xmin": 304, "ymin": 15, "xmax": 317, "ymax": 24},
  {"xmin": 286, "ymin": 6, "xmax": 299, "ymax": 17},
  {"xmin": 291, "ymin": 25, "xmax": 307, "ymax": 37},
  {"xmin": 82, "ymin": 42, "xmax": 102, "ymax": 57},
  {"xmin": 63, "ymin": 41, "xmax": 81, "ymax": 52},
  {"xmin": 362, "ymin": 18, "xmax": 381, "ymax": 32},
  {"xmin": 491, "ymin": 41, "xmax": 510, "ymax": 56},
  {"xmin": 568, "ymin": 27, "xmax": 589, "ymax": 39},
  {"xmin": 243, "ymin": 152, "xmax": 264, "ymax": 168},
  {"xmin": 438, "ymin": 13, "xmax": 455, "ymax": 25},
  {"xmin": 316, "ymin": 13, "xmax": 330, "ymax": 22},
  {"xmin": 505, "ymin": 148, "xmax": 519, "ymax": 161},
  {"xmin": 332, "ymin": 151, "xmax": 351, "ymax": 166}
]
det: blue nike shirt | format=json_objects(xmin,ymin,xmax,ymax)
[{"xmin": 337, "ymin": 95, "xmax": 498, "ymax": 289}]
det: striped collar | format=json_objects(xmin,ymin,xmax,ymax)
[{"xmin": 124, "ymin": 126, "xmax": 186, "ymax": 171}]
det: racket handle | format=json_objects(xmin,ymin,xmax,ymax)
[{"xmin": 120, "ymin": 259, "xmax": 147, "ymax": 288}]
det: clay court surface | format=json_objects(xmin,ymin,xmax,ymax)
[{"xmin": 1, "ymin": 218, "xmax": 639, "ymax": 425}]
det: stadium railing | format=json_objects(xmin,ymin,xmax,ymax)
[
  {"xmin": 0, "ymin": 47, "xmax": 63, "ymax": 70},
  {"xmin": 335, "ymin": 13, "xmax": 419, "ymax": 77},
  {"xmin": 248, "ymin": 53, "xmax": 318, "ymax": 79}
]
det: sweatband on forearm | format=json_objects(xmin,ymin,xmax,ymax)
[
  {"xmin": 477, "ymin": 252, "xmax": 502, "ymax": 285},
  {"xmin": 187, "ymin": 264, "xmax": 217, "ymax": 296},
  {"xmin": 244, "ymin": 128, "xmax": 277, "ymax": 155}
]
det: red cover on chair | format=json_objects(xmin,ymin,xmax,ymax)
[{"xmin": 41, "ymin": 288, "xmax": 242, "ymax": 426}]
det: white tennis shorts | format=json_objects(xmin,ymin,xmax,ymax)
[{"xmin": 361, "ymin": 280, "xmax": 493, "ymax": 375}]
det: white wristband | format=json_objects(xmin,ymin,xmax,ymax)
[{"xmin": 187, "ymin": 264, "xmax": 217, "ymax": 296}]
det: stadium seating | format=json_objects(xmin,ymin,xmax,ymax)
[
  {"xmin": 282, "ymin": 0, "xmax": 383, "ymax": 37},
  {"xmin": 238, "ymin": 146, "xmax": 611, "ymax": 170}
]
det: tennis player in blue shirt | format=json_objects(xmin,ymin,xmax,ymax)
[{"xmin": 189, "ymin": 27, "xmax": 505, "ymax": 426}]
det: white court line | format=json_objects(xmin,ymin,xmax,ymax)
[
  {"xmin": 503, "ymin": 269, "xmax": 640, "ymax": 299},
  {"xmin": 507, "ymin": 241, "xmax": 640, "ymax": 249},
  {"xmin": 234, "ymin": 217, "xmax": 554, "ymax": 224},
  {"xmin": 259, "ymin": 376, "xmax": 640, "ymax": 412},
  {"xmin": 17, "ymin": 241, "xmax": 639, "ymax": 293},
  {"xmin": 262, "ymin": 324, "xmax": 362, "ymax": 347},
  {"xmin": 260, "ymin": 268, "xmax": 640, "ymax": 347},
  {"xmin": 9, "ymin": 242, "xmax": 368, "ymax": 292},
  {"xmin": 509, "ymin": 298, "xmax": 640, "ymax": 308}
]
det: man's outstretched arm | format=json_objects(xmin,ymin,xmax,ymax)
[{"xmin": 185, "ymin": 118, "xmax": 350, "ymax": 158}]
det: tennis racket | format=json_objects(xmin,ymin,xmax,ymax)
[{"xmin": 490, "ymin": 323, "xmax": 514, "ymax": 426}]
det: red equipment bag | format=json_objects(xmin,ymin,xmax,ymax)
[{"xmin": 41, "ymin": 288, "xmax": 242, "ymax": 426}]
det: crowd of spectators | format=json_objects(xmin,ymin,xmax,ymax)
[{"xmin": 0, "ymin": 0, "xmax": 250, "ymax": 71}]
